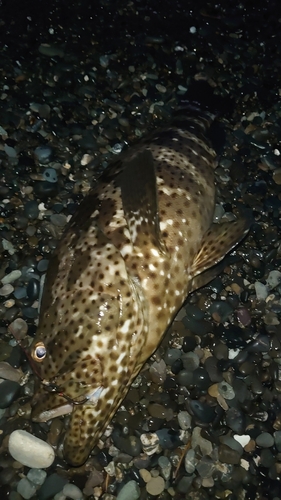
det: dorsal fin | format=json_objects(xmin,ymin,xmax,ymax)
[{"xmin": 120, "ymin": 149, "xmax": 166, "ymax": 255}]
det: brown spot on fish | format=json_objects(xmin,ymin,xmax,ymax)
[{"xmin": 28, "ymin": 106, "xmax": 250, "ymax": 466}]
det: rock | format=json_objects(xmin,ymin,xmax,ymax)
[
  {"xmin": 8, "ymin": 430, "xmax": 55, "ymax": 468},
  {"xmin": 146, "ymin": 476, "xmax": 165, "ymax": 496},
  {"xmin": 116, "ymin": 480, "xmax": 140, "ymax": 500}
]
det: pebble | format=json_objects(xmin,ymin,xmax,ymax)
[
  {"xmin": 218, "ymin": 381, "xmax": 235, "ymax": 400},
  {"xmin": 37, "ymin": 473, "xmax": 68, "ymax": 500},
  {"xmin": 43, "ymin": 168, "xmax": 58, "ymax": 183},
  {"xmin": 34, "ymin": 145, "xmax": 53, "ymax": 164},
  {"xmin": 0, "ymin": 284, "xmax": 14, "ymax": 296},
  {"xmin": 0, "ymin": 380, "xmax": 21, "ymax": 408},
  {"xmin": 8, "ymin": 318, "xmax": 28, "ymax": 341},
  {"xmin": 8, "ymin": 430, "xmax": 55, "ymax": 468},
  {"xmin": 178, "ymin": 411, "xmax": 192, "ymax": 430},
  {"xmin": 256, "ymin": 432, "xmax": 275, "ymax": 448},
  {"xmin": 116, "ymin": 480, "xmax": 140, "ymax": 500},
  {"xmin": 26, "ymin": 469, "xmax": 47, "ymax": 486},
  {"xmin": 17, "ymin": 478, "xmax": 36, "ymax": 500},
  {"xmin": 185, "ymin": 449, "xmax": 197, "ymax": 473},
  {"xmin": 1, "ymin": 270, "xmax": 21, "ymax": 285},
  {"xmin": 254, "ymin": 281, "xmax": 268, "ymax": 301},
  {"xmin": 146, "ymin": 476, "xmax": 165, "ymax": 496},
  {"xmin": 63, "ymin": 484, "xmax": 83, "ymax": 500}
]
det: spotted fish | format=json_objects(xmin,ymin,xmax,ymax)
[{"xmin": 29, "ymin": 106, "xmax": 249, "ymax": 466}]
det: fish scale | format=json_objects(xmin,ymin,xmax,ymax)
[{"xmin": 29, "ymin": 108, "xmax": 249, "ymax": 466}]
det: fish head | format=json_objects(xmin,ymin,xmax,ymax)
[{"xmin": 29, "ymin": 262, "xmax": 145, "ymax": 465}]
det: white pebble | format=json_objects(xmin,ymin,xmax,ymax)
[
  {"xmin": 1, "ymin": 270, "xmax": 21, "ymax": 285},
  {"xmin": 63, "ymin": 484, "xmax": 83, "ymax": 500},
  {"xmin": 9, "ymin": 430, "xmax": 55, "ymax": 468}
]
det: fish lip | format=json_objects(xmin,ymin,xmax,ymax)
[{"xmin": 31, "ymin": 385, "xmax": 105, "ymax": 422}]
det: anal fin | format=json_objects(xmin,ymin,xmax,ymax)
[{"xmin": 191, "ymin": 219, "xmax": 250, "ymax": 278}]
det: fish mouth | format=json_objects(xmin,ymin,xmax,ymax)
[{"xmin": 31, "ymin": 384, "xmax": 104, "ymax": 423}]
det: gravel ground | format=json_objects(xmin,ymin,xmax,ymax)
[{"xmin": 1, "ymin": 0, "xmax": 281, "ymax": 499}]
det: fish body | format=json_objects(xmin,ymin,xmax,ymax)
[{"xmin": 30, "ymin": 107, "xmax": 248, "ymax": 466}]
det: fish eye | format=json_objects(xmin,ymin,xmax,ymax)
[{"xmin": 32, "ymin": 341, "xmax": 47, "ymax": 362}]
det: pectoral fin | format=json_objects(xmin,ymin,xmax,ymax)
[{"xmin": 191, "ymin": 219, "xmax": 250, "ymax": 278}]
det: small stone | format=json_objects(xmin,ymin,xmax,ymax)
[
  {"xmin": 146, "ymin": 476, "xmax": 165, "ymax": 496},
  {"xmin": 8, "ymin": 318, "xmax": 28, "ymax": 339},
  {"xmin": 218, "ymin": 444, "xmax": 241, "ymax": 464},
  {"xmin": 0, "ymin": 380, "xmax": 21, "ymax": 408},
  {"xmin": 37, "ymin": 473, "xmax": 68, "ymax": 500},
  {"xmin": 43, "ymin": 168, "xmax": 58, "ymax": 183},
  {"xmin": 116, "ymin": 480, "xmax": 140, "ymax": 500},
  {"xmin": 218, "ymin": 381, "xmax": 235, "ymax": 400},
  {"xmin": 9, "ymin": 430, "xmax": 55, "ymax": 468},
  {"xmin": 139, "ymin": 469, "xmax": 152, "ymax": 483},
  {"xmin": 254, "ymin": 281, "xmax": 268, "ymax": 301},
  {"xmin": 178, "ymin": 411, "xmax": 192, "ymax": 430},
  {"xmin": 17, "ymin": 478, "xmax": 36, "ymax": 500},
  {"xmin": 184, "ymin": 449, "xmax": 197, "ymax": 473},
  {"xmin": 256, "ymin": 432, "xmax": 274, "ymax": 448},
  {"xmin": 34, "ymin": 145, "xmax": 53, "ymax": 164},
  {"xmin": 140, "ymin": 433, "xmax": 161, "ymax": 455},
  {"xmin": 63, "ymin": 484, "xmax": 83, "ymax": 500},
  {"xmin": 1, "ymin": 270, "xmax": 21, "ymax": 285},
  {"xmin": 26, "ymin": 469, "xmax": 47, "ymax": 486},
  {"xmin": 0, "ymin": 284, "xmax": 14, "ymax": 296},
  {"xmin": 149, "ymin": 359, "xmax": 166, "ymax": 384}
]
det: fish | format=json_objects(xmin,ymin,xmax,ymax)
[{"xmin": 29, "ymin": 104, "xmax": 249, "ymax": 466}]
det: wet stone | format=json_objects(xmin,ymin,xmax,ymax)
[
  {"xmin": 246, "ymin": 334, "xmax": 270, "ymax": 353},
  {"xmin": 37, "ymin": 473, "xmax": 68, "ymax": 500},
  {"xmin": 26, "ymin": 469, "xmax": 47, "ymax": 487},
  {"xmin": 184, "ymin": 449, "xmax": 197, "ymax": 473},
  {"xmin": 116, "ymin": 480, "xmax": 140, "ymax": 500},
  {"xmin": 9, "ymin": 430, "xmax": 55, "ymax": 469},
  {"xmin": 17, "ymin": 478, "xmax": 36, "ymax": 500},
  {"xmin": 177, "ymin": 369, "xmax": 193, "ymax": 387},
  {"xmin": 165, "ymin": 348, "xmax": 182, "ymax": 365},
  {"xmin": 218, "ymin": 444, "xmax": 241, "ymax": 465},
  {"xmin": 196, "ymin": 456, "xmax": 216, "ymax": 478},
  {"xmin": 226, "ymin": 407, "xmax": 246, "ymax": 434},
  {"xmin": 8, "ymin": 317, "xmax": 28, "ymax": 339},
  {"xmin": 146, "ymin": 476, "xmax": 165, "ymax": 496},
  {"xmin": 182, "ymin": 352, "xmax": 200, "ymax": 371},
  {"xmin": 190, "ymin": 400, "xmax": 216, "ymax": 423},
  {"xmin": 156, "ymin": 428, "xmax": 182, "ymax": 450},
  {"xmin": 112, "ymin": 433, "xmax": 142, "ymax": 457},
  {"xmin": 192, "ymin": 367, "xmax": 211, "ymax": 390},
  {"xmin": 43, "ymin": 168, "xmax": 58, "ymax": 183},
  {"xmin": 33, "ymin": 181, "xmax": 59, "ymax": 199},
  {"xmin": 0, "ymin": 380, "xmax": 21, "ymax": 408},
  {"xmin": 63, "ymin": 483, "xmax": 83, "ymax": 500},
  {"xmin": 209, "ymin": 301, "xmax": 234, "ymax": 322},
  {"xmin": 26, "ymin": 279, "xmax": 40, "ymax": 301},
  {"xmin": 24, "ymin": 201, "xmax": 39, "ymax": 220},
  {"xmin": 256, "ymin": 432, "xmax": 274, "ymax": 448},
  {"xmin": 158, "ymin": 456, "xmax": 171, "ymax": 480},
  {"xmin": 182, "ymin": 335, "xmax": 197, "ymax": 352},
  {"xmin": 34, "ymin": 145, "xmax": 53, "ymax": 164},
  {"xmin": 37, "ymin": 260, "xmax": 49, "ymax": 272},
  {"xmin": 178, "ymin": 411, "xmax": 192, "ymax": 430},
  {"xmin": 218, "ymin": 381, "xmax": 235, "ymax": 400}
]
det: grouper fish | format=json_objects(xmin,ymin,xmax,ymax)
[{"xmin": 29, "ymin": 104, "xmax": 249, "ymax": 466}]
